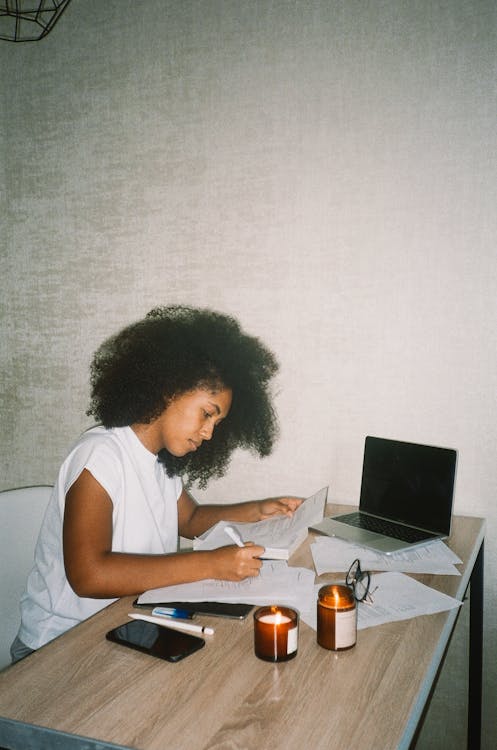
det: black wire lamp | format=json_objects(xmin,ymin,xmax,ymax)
[{"xmin": 0, "ymin": 0, "xmax": 72, "ymax": 42}]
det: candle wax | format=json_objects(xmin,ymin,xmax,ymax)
[{"xmin": 257, "ymin": 614, "xmax": 291, "ymax": 625}]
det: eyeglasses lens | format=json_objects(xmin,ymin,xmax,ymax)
[
  {"xmin": 353, "ymin": 573, "xmax": 370, "ymax": 602},
  {"xmin": 346, "ymin": 560, "xmax": 370, "ymax": 602}
]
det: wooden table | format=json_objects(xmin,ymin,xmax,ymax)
[{"xmin": 0, "ymin": 505, "xmax": 485, "ymax": 750}]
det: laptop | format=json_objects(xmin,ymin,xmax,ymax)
[{"xmin": 311, "ymin": 436, "xmax": 457, "ymax": 554}]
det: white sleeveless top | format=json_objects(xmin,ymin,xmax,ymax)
[{"xmin": 19, "ymin": 426, "xmax": 182, "ymax": 650}]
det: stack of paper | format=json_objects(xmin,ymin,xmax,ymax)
[
  {"xmin": 299, "ymin": 571, "xmax": 462, "ymax": 632},
  {"xmin": 137, "ymin": 561, "xmax": 316, "ymax": 613},
  {"xmin": 310, "ymin": 536, "xmax": 462, "ymax": 576}
]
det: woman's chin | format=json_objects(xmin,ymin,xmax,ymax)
[{"xmin": 168, "ymin": 444, "xmax": 193, "ymax": 457}]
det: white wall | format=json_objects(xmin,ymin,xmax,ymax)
[{"xmin": 1, "ymin": 1, "xmax": 495, "ymax": 746}]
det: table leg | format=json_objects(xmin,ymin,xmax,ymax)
[{"xmin": 467, "ymin": 540, "xmax": 483, "ymax": 750}]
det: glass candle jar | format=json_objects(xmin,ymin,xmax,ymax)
[
  {"xmin": 253, "ymin": 606, "xmax": 299, "ymax": 662},
  {"xmin": 317, "ymin": 584, "xmax": 356, "ymax": 651}
]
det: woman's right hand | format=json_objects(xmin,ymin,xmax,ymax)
[{"xmin": 208, "ymin": 542, "xmax": 265, "ymax": 581}]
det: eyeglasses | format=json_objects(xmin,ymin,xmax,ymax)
[{"xmin": 345, "ymin": 559, "xmax": 374, "ymax": 603}]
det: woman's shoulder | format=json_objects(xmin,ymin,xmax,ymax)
[
  {"xmin": 67, "ymin": 425, "xmax": 158, "ymax": 469},
  {"xmin": 59, "ymin": 427, "xmax": 134, "ymax": 496},
  {"xmin": 74, "ymin": 424, "xmax": 139, "ymax": 447},
  {"xmin": 63, "ymin": 425, "xmax": 131, "ymax": 467}
]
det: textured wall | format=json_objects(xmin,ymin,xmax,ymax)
[{"xmin": 1, "ymin": 1, "xmax": 496, "ymax": 746}]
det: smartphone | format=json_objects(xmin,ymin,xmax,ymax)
[{"xmin": 106, "ymin": 620, "xmax": 205, "ymax": 662}]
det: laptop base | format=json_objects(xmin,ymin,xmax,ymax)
[{"xmin": 310, "ymin": 516, "xmax": 441, "ymax": 556}]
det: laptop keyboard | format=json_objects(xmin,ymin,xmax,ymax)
[{"xmin": 337, "ymin": 512, "xmax": 436, "ymax": 543}]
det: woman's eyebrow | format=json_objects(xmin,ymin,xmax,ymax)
[{"xmin": 208, "ymin": 402, "xmax": 222, "ymax": 415}]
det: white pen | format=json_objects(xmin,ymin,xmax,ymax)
[
  {"xmin": 128, "ymin": 613, "xmax": 214, "ymax": 636},
  {"xmin": 224, "ymin": 525, "xmax": 244, "ymax": 547},
  {"xmin": 224, "ymin": 525, "xmax": 280, "ymax": 559}
]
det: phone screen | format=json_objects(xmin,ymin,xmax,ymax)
[{"xmin": 106, "ymin": 620, "xmax": 205, "ymax": 662}]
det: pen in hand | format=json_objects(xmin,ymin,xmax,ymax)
[
  {"xmin": 224, "ymin": 524, "xmax": 284, "ymax": 559},
  {"xmin": 224, "ymin": 526, "xmax": 245, "ymax": 547}
]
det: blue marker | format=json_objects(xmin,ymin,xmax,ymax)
[{"xmin": 151, "ymin": 606, "xmax": 193, "ymax": 620}]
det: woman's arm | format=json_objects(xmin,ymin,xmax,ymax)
[
  {"xmin": 63, "ymin": 469, "xmax": 264, "ymax": 598},
  {"xmin": 178, "ymin": 489, "xmax": 303, "ymax": 539}
]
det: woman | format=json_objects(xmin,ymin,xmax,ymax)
[{"xmin": 12, "ymin": 304, "xmax": 301, "ymax": 661}]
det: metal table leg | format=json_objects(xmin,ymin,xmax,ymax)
[{"xmin": 467, "ymin": 540, "xmax": 484, "ymax": 750}]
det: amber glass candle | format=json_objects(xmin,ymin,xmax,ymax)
[
  {"xmin": 253, "ymin": 606, "xmax": 299, "ymax": 662},
  {"xmin": 317, "ymin": 584, "xmax": 356, "ymax": 651}
]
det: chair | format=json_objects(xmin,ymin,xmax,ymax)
[{"xmin": 0, "ymin": 485, "xmax": 52, "ymax": 670}]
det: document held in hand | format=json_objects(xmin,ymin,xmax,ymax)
[{"xmin": 192, "ymin": 486, "xmax": 328, "ymax": 559}]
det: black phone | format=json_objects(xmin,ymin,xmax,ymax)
[{"xmin": 106, "ymin": 620, "xmax": 205, "ymax": 662}]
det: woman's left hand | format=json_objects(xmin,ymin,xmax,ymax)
[{"xmin": 257, "ymin": 496, "xmax": 304, "ymax": 520}]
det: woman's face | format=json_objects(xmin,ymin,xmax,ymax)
[{"xmin": 156, "ymin": 386, "xmax": 232, "ymax": 457}]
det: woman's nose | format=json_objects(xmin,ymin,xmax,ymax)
[{"xmin": 199, "ymin": 422, "xmax": 214, "ymax": 440}]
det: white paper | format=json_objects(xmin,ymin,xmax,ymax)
[
  {"xmin": 310, "ymin": 536, "xmax": 462, "ymax": 576},
  {"xmin": 299, "ymin": 571, "xmax": 462, "ymax": 632},
  {"xmin": 193, "ymin": 486, "xmax": 328, "ymax": 556},
  {"xmin": 137, "ymin": 561, "xmax": 316, "ymax": 612}
]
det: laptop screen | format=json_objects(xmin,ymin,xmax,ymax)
[{"xmin": 360, "ymin": 436, "xmax": 457, "ymax": 535}]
